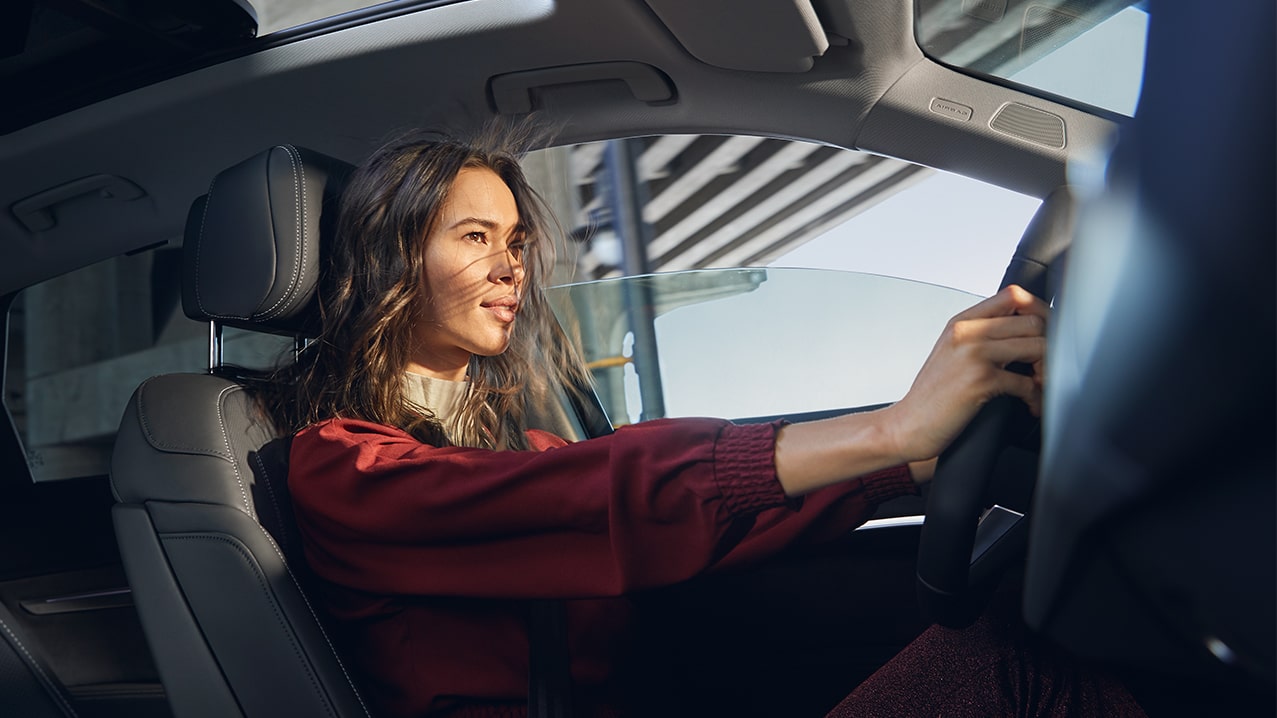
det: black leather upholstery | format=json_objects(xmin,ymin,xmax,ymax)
[
  {"xmin": 0, "ymin": 600, "xmax": 78, "ymax": 718},
  {"xmin": 112, "ymin": 146, "xmax": 371, "ymax": 718},
  {"xmin": 181, "ymin": 145, "xmax": 350, "ymax": 336}
]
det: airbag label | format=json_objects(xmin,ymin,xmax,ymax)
[{"xmin": 930, "ymin": 98, "xmax": 974, "ymax": 122}]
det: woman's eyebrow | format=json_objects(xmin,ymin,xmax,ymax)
[{"xmin": 447, "ymin": 216, "xmax": 501, "ymax": 231}]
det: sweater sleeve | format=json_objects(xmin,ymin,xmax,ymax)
[{"xmin": 288, "ymin": 417, "xmax": 915, "ymax": 600}]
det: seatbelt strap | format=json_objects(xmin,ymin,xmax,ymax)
[{"xmin": 527, "ymin": 599, "xmax": 574, "ymax": 718}]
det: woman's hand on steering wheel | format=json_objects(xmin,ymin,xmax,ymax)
[{"xmin": 885, "ymin": 285, "xmax": 1049, "ymax": 484}]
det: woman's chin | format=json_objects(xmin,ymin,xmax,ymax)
[{"xmin": 472, "ymin": 339, "xmax": 513, "ymax": 357}]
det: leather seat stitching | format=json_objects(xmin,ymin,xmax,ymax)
[
  {"xmin": 133, "ymin": 378, "xmax": 233, "ymax": 459},
  {"xmin": 167, "ymin": 534, "xmax": 336, "ymax": 718},
  {"xmin": 0, "ymin": 616, "xmax": 77, "ymax": 717},
  {"xmin": 252, "ymin": 451, "xmax": 291, "ymax": 557},
  {"xmin": 259, "ymin": 145, "xmax": 305, "ymax": 320},
  {"xmin": 216, "ymin": 385, "xmax": 254, "ymax": 518},
  {"xmin": 250, "ymin": 524, "xmax": 373, "ymax": 717}
]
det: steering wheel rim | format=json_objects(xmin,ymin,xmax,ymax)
[
  {"xmin": 916, "ymin": 395, "xmax": 1032, "ymax": 627},
  {"xmin": 914, "ymin": 186, "xmax": 1075, "ymax": 628}
]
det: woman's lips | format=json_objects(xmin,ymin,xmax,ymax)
[{"xmin": 482, "ymin": 297, "xmax": 518, "ymax": 323}]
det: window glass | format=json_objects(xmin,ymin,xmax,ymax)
[
  {"xmin": 5, "ymin": 250, "xmax": 291, "ymax": 482},
  {"xmin": 526, "ymin": 137, "xmax": 1038, "ymax": 296},
  {"xmin": 915, "ymin": 0, "xmax": 1149, "ymax": 116},
  {"xmin": 526, "ymin": 136, "xmax": 1039, "ymax": 424},
  {"xmin": 549, "ymin": 268, "xmax": 978, "ymax": 423}
]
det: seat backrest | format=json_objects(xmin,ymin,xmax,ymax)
[{"xmin": 110, "ymin": 145, "xmax": 373, "ymax": 718}]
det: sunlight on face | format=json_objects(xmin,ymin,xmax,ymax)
[{"xmin": 408, "ymin": 167, "xmax": 526, "ymax": 380}]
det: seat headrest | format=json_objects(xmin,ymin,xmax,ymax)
[{"xmin": 182, "ymin": 145, "xmax": 354, "ymax": 336}]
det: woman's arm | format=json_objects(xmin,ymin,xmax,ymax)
[
  {"xmin": 773, "ymin": 285, "xmax": 1048, "ymax": 496},
  {"xmin": 289, "ymin": 286, "xmax": 1046, "ymax": 600}
]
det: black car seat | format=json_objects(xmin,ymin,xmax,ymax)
[
  {"xmin": 1024, "ymin": 1, "xmax": 1273, "ymax": 713},
  {"xmin": 110, "ymin": 143, "xmax": 601, "ymax": 718},
  {"xmin": 109, "ymin": 145, "xmax": 373, "ymax": 718}
]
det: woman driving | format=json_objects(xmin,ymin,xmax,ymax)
[{"xmin": 262, "ymin": 126, "xmax": 1143, "ymax": 718}]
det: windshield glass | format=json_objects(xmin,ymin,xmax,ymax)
[
  {"xmin": 915, "ymin": 0, "xmax": 1148, "ymax": 116},
  {"xmin": 548, "ymin": 268, "xmax": 977, "ymax": 425}
]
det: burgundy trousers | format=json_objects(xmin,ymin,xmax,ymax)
[{"xmin": 825, "ymin": 591, "xmax": 1147, "ymax": 718}]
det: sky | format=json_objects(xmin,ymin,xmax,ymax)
[{"xmin": 771, "ymin": 171, "xmax": 1042, "ymax": 297}]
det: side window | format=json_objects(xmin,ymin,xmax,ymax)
[
  {"xmin": 526, "ymin": 136, "xmax": 1041, "ymax": 423},
  {"xmin": 549, "ymin": 268, "xmax": 980, "ymax": 424},
  {"xmin": 523, "ymin": 136, "xmax": 1040, "ymax": 295},
  {"xmin": 5, "ymin": 249, "xmax": 290, "ymax": 482}
]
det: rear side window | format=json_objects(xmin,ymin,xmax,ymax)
[{"xmin": 5, "ymin": 249, "xmax": 290, "ymax": 482}]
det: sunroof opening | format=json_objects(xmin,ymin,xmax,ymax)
[
  {"xmin": 915, "ymin": 0, "xmax": 1149, "ymax": 117},
  {"xmin": 251, "ymin": 0, "xmax": 393, "ymax": 35},
  {"xmin": 0, "ymin": 0, "xmax": 407, "ymax": 134}
]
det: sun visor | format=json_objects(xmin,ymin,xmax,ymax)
[{"xmin": 643, "ymin": 0, "xmax": 829, "ymax": 72}]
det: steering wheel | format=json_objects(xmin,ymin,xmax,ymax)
[{"xmin": 915, "ymin": 186, "xmax": 1075, "ymax": 628}]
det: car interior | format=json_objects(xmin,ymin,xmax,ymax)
[{"xmin": 0, "ymin": 1, "xmax": 1271, "ymax": 717}]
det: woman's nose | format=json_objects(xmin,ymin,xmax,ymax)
[{"xmin": 491, "ymin": 247, "xmax": 523, "ymax": 285}]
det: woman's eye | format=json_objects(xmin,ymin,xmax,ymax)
[{"xmin": 465, "ymin": 231, "xmax": 487, "ymax": 244}]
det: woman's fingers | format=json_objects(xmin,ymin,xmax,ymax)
[
  {"xmin": 990, "ymin": 367, "xmax": 1043, "ymax": 416},
  {"xmin": 943, "ymin": 314, "xmax": 1046, "ymax": 368},
  {"xmin": 886, "ymin": 285, "xmax": 1050, "ymax": 461},
  {"xmin": 980, "ymin": 336, "xmax": 1047, "ymax": 367},
  {"xmin": 953, "ymin": 284, "xmax": 1050, "ymax": 323},
  {"xmin": 952, "ymin": 313, "xmax": 1046, "ymax": 342}
]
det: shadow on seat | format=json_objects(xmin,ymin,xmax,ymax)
[{"xmin": 109, "ymin": 145, "xmax": 374, "ymax": 718}]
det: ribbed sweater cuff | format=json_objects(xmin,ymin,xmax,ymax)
[
  {"xmin": 713, "ymin": 420, "xmax": 790, "ymax": 517},
  {"xmin": 857, "ymin": 464, "xmax": 920, "ymax": 505}
]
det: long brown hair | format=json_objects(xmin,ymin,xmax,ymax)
[{"xmin": 261, "ymin": 123, "xmax": 590, "ymax": 450}]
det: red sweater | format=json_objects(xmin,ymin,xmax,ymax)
[{"xmin": 289, "ymin": 416, "xmax": 918, "ymax": 717}]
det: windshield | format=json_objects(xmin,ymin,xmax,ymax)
[
  {"xmin": 548, "ymin": 268, "xmax": 978, "ymax": 425},
  {"xmin": 915, "ymin": 0, "xmax": 1149, "ymax": 116}
]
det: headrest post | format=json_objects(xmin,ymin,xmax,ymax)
[
  {"xmin": 294, "ymin": 336, "xmax": 308, "ymax": 360},
  {"xmin": 208, "ymin": 321, "xmax": 224, "ymax": 372}
]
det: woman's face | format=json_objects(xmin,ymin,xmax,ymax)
[{"xmin": 408, "ymin": 166, "xmax": 525, "ymax": 381}]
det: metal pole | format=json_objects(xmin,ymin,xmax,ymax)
[
  {"xmin": 207, "ymin": 321, "xmax": 223, "ymax": 372},
  {"xmin": 602, "ymin": 139, "xmax": 666, "ymax": 421}
]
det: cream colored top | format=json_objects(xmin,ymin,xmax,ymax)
[{"xmin": 402, "ymin": 371, "xmax": 468, "ymax": 428}]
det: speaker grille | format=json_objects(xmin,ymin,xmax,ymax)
[{"xmin": 989, "ymin": 103, "xmax": 1066, "ymax": 148}]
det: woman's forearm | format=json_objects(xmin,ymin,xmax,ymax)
[
  {"xmin": 774, "ymin": 286, "xmax": 1049, "ymax": 498},
  {"xmin": 773, "ymin": 406, "xmax": 911, "ymax": 497}
]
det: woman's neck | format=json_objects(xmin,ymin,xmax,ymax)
[{"xmin": 405, "ymin": 360, "xmax": 468, "ymax": 382}]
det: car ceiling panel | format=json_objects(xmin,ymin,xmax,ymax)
[
  {"xmin": 858, "ymin": 59, "xmax": 1118, "ymax": 197},
  {"xmin": 0, "ymin": 0, "xmax": 1107, "ymax": 295}
]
